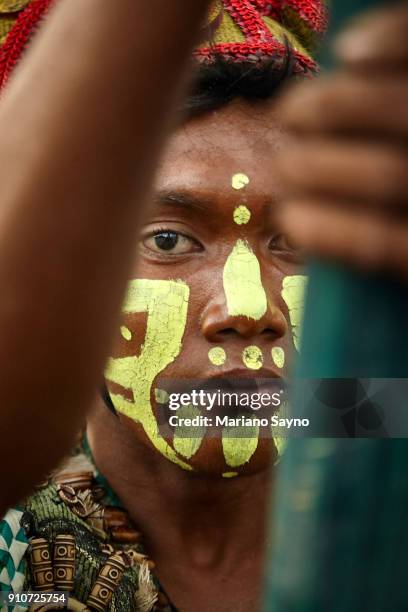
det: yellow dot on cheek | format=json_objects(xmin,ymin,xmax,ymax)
[
  {"xmin": 233, "ymin": 205, "xmax": 251, "ymax": 225},
  {"xmin": 120, "ymin": 325, "xmax": 132, "ymax": 341},
  {"xmin": 271, "ymin": 347, "xmax": 285, "ymax": 369},
  {"xmin": 208, "ymin": 347, "xmax": 227, "ymax": 366},
  {"xmin": 232, "ymin": 173, "xmax": 250, "ymax": 190},
  {"xmin": 242, "ymin": 346, "xmax": 263, "ymax": 370}
]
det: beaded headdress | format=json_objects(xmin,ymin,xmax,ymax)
[
  {"xmin": 197, "ymin": 0, "xmax": 327, "ymax": 72},
  {"xmin": 0, "ymin": 0, "xmax": 327, "ymax": 88}
]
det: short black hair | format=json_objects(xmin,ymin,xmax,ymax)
[{"xmin": 183, "ymin": 45, "xmax": 302, "ymax": 118}]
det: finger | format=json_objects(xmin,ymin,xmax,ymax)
[
  {"xmin": 276, "ymin": 76, "xmax": 408, "ymax": 138},
  {"xmin": 276, "ymin": 140, "xmax": 408, "ymax": 208},
  {"xmin": 278, "ymin": 199, "xmax": 408, "ymax": 278},
  {"xmin": 335, "ymin": 3, "xmax": 408, "ymax": 69}
]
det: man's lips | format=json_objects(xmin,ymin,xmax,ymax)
[
  {"xmin": 202, "ymin": 367, "xmax": 284, "ymax": 382},
  {"xmin": 156, "ymin": 368, "xmax": 286, "ymax": 400},
  {"xmin": 156, "ymin": 370, "xmax": 286, "ymax": 410}
]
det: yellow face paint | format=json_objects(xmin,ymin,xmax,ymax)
[
  {"xmin": 271, "ymin": 346, "xmax": 285, "ymax": 369},
  {"xmin": 222, "ymin": 472, "xmax": 239, "ymax": 478},
  {"xmin": 271, "ymin": 399, "xmax": 290, "ymax": 459},
  {"xmin": 232, "ymin": 173, "xmax": 249, "ymax": 190},
  {"xmin": 223, "ymin": 239, "xmax": 267, "ymax": 320},
  {"xmin": 242, "ymin": 345, "xmax": 263, "ymax": 370},
  {"xmin": 154, "ymin": 388, "xmax": 169, "ymax": 404},
  {"xmin": 106, "ymin": 279, "xmax": 192, "ymax": 470},
  {"xmin": 208, "ymin": 346, "xmax": 226, "ymax": 366},
  {"xmin": 233, "ymin": 205, "xmax": 251, "ymax": 225},
  {"xmin": 172, "ymin": 404, "xmax": 206, "ymax": 460},
  {"xmin": 222, "ymin": 419, "xmax": 259, "ymax": 467},
  {"xmin": 120, "ymin": 326, "xmax": 132, "ymax": 341},
  {"xmin": 281, "ymin": 275, "xmax": 307, "ymax": 352}
]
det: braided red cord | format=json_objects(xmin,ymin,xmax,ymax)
[
  {"xmin": 224, "ymin": 0, "xmax": 275, "ymax": 43},
  {"xmin": 195, "ymin": 41, "xmax": 317, "ymax": 73},
  {"xmin": 0, "ymin": 0, "xmax": 51, "ymax": 89},
  {"xmin": 283, "ymin": 0, "xmax": 328, "ymax": 33},
  {"xmin": 248, "ymin": 0, "xmax": 281, "ymax": 19},
  {"xmin": 248, "ymin": 0, "xmax": 327, "ymax": 33},
  {"xmin": 0, "ymin": 0, "xmax": 324, "ymax": 90}
]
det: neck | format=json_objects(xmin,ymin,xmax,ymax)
[{"xmin": 86, "ymin": 400, "xmax": 273, "ymax": 575}]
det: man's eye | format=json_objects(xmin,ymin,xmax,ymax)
[
  {"xmin": 268, "ymin": 233, "xmax": 304, "ymax": 257},
  {"xmin": 143, "ymin": 230, "xmax": 200, "ymax": 255}
]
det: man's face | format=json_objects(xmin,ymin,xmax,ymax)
[{"xmin": 105, "ymin": 100, "xmax": 306, "ymax": 477}]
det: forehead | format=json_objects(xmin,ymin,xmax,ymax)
[{"xmin": 155, "ymin": 100, "xmax": 284, "ymax": 196}]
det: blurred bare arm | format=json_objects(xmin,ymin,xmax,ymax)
[{"xmin": 0, "ymin": 0, "xmax": 209, "ymax": 512}]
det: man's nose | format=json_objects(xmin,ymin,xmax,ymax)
[
  {"xmin": 200, "ymin": 300, "xmax": 287, "ymax": 342},
  {"xmin": 201, "ymin": 239, "xmax": 287, "ymax": 342}
]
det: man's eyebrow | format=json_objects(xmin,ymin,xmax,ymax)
[{"xmin": 154, "ymin": 190, "xmax": 212, "ymax": 212}]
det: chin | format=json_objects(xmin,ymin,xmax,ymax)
[{"xmin": 120, "ymin": 415, "xmax": 281, "ymax": 477}]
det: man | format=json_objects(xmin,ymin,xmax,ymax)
[{"xmin": 0, "ymin": 3, "xmax": 323, "ymax": 609}]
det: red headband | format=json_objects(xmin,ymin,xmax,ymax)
[{"xmin": 0, "ymin": 0, "xmax": 327, "ymax": 88}]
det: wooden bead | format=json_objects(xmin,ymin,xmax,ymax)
[
  {"xmin": 103, "ymin": 506, "xmax": 129, "ymax": 529},
  {"xmin": 110, "ymin": 526, "xmax": 142, "ymax": 544},
  {"xmin": 29, "ymin": 538, "xmax": 54, "ymax": 592},
  {"xmin": 53, "ymin": 534, "xmax": 75, "ymax": 591},
  {"xmin": 54, "ymin": 471, "xmax": 93, "ymax": 491},
  {"xmin": 86, "ymin": 553, "xmax": 126, "ymax": 612}
]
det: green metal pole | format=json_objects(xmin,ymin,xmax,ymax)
[
  {"xmin": 264, "ymin": 2, "xmax": 408, "ymax": 611},
  {"xmin": 299, "ymin": 0, "xmax": 408, "ymax": 380}
]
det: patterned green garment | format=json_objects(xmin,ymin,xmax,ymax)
[
  {"xmin": 0, "ymin": 508, "xmax": 29, "ymax": 611},
  {"xmin": 0, "ymin": 445, "xmax": 169, "ymax": 612}
]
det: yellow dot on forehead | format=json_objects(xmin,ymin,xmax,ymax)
[
  {"xmin": 232, "ymin": 173, "xmax": 249, "ymax": 190},
  {"xmin": 120, "ymin": 325, "xmax": 132, "ymax": 341},
  {"xmin": 208, "ymin": 347, "xmax": 226, "ymax": 366},
  {"xmin": 271, "ymin": 346, "xmax": 285, "ymax": 369},
  {"xmin": 233, "ymin": 205, "xmax": 251, "ymax": 225},
  {"xmin": 242, "ymin": 345, "xmax": 263, "ymax": 370}
]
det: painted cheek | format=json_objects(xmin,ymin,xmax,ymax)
[
  {"xmin": 281, "ymin": 275, "xmax": 308, "ymax": 352},
  {"xmin": 105, "ymin": 279, "xmax": 194, "ymax": 470}
]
